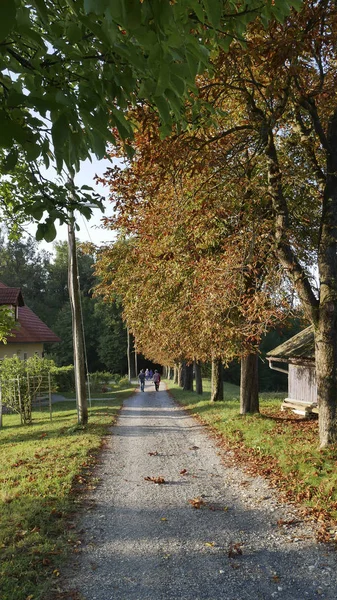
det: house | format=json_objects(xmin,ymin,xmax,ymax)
[
  {"xmin": 0, "ymin": 282, "xmax": 60, "ymax": 360},
  {"xmin": 266, "ymin": 325, "xmax": 318, "ymax": 417}
]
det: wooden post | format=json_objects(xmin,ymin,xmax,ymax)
[{"xmin": 68, "ymin": 197, "xmax": 88, "ymax": 425}]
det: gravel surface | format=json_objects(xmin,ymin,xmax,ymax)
[{"xmin": 61, "ymin": 382, "xmax": 337, "ymax": 599}]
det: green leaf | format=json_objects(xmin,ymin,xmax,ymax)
[
  {"xmin": 111, "ymin": 107, "xmax": 131, "ymax": 139},
  {"xmin": 51, "ymin": 113, "xmax": 70, "ymax": 155},
  {"xmin": 154, "ymin": 96, "xmax": 171, "ymax": 126},
  {"xmin": 1, "ymin": 148, "xmax": 18, "ymax": 172},
  {"xmin": 202, "ymin": 0, "xmax": 221, "ymax": 28},
  {"xmin": 0, "ymin": 0, "xmax": 16, "ymax": 42},
  {"xmin": 124, "ymin": 0, "xmax": 142, "ymax": 29}
]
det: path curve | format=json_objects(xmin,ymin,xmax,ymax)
[{"xmin": 62, "ymin": 382, "xmax": 337, "ymax": 599}]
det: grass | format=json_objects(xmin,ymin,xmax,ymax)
[
  {"xmin": 167, "ymin": 379, "xmax": 337, "ymax": 541},
  {"xmin": 0, "ymin": 384, "xmax": 136, "ymax": 600}
]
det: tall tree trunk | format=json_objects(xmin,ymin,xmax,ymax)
[
  {"xmin": 180, "ymin": 360, "xmax": 186, "ymax": 388},
  {"xmin": 194, "ymin": 360, "xmax": 203, "ymax": 395},
  {"xmin": 127, "ymin": 329, "xmax": 136, "ymax": 381},
  {"xmin": 316, "ymin": 109, "xmax": 337, "ymax": 446},
  {"xmin": 183, "ymin": 363, "xmax": 194, "ymax": 391},
  {"xmin": 177, "ymin": 362, "xmax": 183, "ymax": 387},
  {"xmin": 68, "ymin": 210, "xmax": 87, "ymax": 425},
  {"xmin": 211, "ymin": 358, "xmax": 223, "ymax": 402},
  {"xmin": 240, "ymin": 354, "xmax": 259, "ymax": 414}
]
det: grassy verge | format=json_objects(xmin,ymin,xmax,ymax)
[
  {"xmin": 167, "ymin": 379, "xmax": 337, "ymax": 542},
  {"xmin": 0, "ymin": 384, "xmax": 136, "ymax": 600}
]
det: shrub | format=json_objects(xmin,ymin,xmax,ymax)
[
  {"xmin": 51, "ymin": 365, "xmax": 75, "ymax": 393},
  {"xmin": 0, "ymin": 356, "xmax": 56, "ymax": 424},
  {"xmin": 89, "ymin": 371, "xmax": 113, "ymax": 393}
]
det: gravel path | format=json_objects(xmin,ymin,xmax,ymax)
[{"xmin": 62, "ymin": 382, "xmax": 337, "ymax": 600}]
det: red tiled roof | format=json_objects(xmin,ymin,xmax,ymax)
[
  {"xmin": 0, "ymin": 282, "xmax": 60, "ymax": 344},
  {"xmin": 0, "ymin": 284, "xmax": 24, "ymax": 307},
  {"xmin": 10, "ymin": 305, "xmax": 61, "ymax": 343}
]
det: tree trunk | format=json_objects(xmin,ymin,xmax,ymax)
[
  {"xmin": 194, "ymin": 360, "xmax": 203, "ymax": 395},
  {"xmin": 178, "ymin": 362, "xmax": 184, "ymax": 387},
  {"xmin": 211, "ymin": 358, "xmax": 223, "ymax": 402},
  {"xmin": 68, "ymin": 210, "xmax": 88, "ymax": 426},
  {"xmin": 173, "ymin": 363, "xmax": 180, "ymax": 384},
  {"xmin": 127, "ymin": 329, "xmax": 136, "ymax": 381},
  {"xmin": 316, "ymin": 109, "xmax": 337, "ymax": 446},
  {"xmin": 240, "ymin": 354, "xmax": 259, "ymax": 414},
  {"xmin": 183, "ymin": 363, "xmax": 194, "ymax": 391}
]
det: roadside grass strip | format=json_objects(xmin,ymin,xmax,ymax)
[
  {"xmin": 0, "ymin": 386, "xmax": 135, "ymax": 600},
  {"xmin": 167, "ymin": 380, "xmax": 337, "ymax": 542}
]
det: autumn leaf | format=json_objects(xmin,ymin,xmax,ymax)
[
  {"xmin": 148, "ymin": 451, "xmax": 159, "ymax": 456},
  {"xmin": 188, "ymin": 497, "xmax": 206, "ymax": 509},
  {"xmin": 144, "ymin": 476, "xmax": 166, "ymax": 484},
  {"xmin": 228, "ymin": 542, "xmax": 243, "ymax": 558},
  {"xmin": 180, "ymin": 469, "xmax": 188, "ymax": 475}
]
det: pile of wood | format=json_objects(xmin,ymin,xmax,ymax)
[{"xmin": 281, "ymin": 398, "xmax": 318, "ymax": 418}]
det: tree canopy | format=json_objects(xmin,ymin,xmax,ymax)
[{"xmin": 0, "ymin": 0, "xmax": 301, "ymax": 239}]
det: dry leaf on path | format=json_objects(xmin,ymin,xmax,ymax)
[
  {"xmin": 228, "ymin": 542, "xmax": 243, "ymax": 558},
  {"xmin": 188, "ymin": 497, "xmax": 206, "ymax": 509},
  {"xmin": 144, "ymin": 476, "xmax": 166, "ymax": 484}
]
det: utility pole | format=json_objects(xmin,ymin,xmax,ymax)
[{"xmin": 68, "ymin": 182, "xmax": 88, "ymax": 425}]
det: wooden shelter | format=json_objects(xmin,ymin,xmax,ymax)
[{"xmin": 267, "ymin": 325, "xmax": 318, "ymax": 417}]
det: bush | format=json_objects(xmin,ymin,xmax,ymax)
[
  {"xmin": 51, "ymin": 365, "xmax": 75, "ymax": 393},
  {"xmin": 0, "ymin": 356, "xmax": 56, "ymax": 424},
  {"xmin": 89, "ymin": 371, "xmax": 113, "ymax": 393}
]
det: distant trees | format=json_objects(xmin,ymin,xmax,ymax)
[{"xmin": 0, "ymin": 236, "xmax": 128, "ymax": 374}]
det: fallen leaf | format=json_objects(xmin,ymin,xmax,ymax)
[
  {"xmin": 144, "ymin": 476, "xmax": 166, "ymax": 484},
  {"xmin": 189, "ymin": 445, "xmax": 199, "ymax": 450},
  {"xmin": 228, "ymin": 543, "xmax": 243, "ymax": 558},
  {"xmin": 148, "ymin": 451, "xmax": 159, "ymax": 456},
  {"xmin": 180, "ymin": 469, "xmax": 188, "ymax": 475},
  {"xmin": 188, "ymin": 497, "xmax": 206, "ymax": 509},
  {"xmin": 160, "ymin": 517, "xmax": 168, "ymax": 521},
  {"xmin": 205, "ymin": 541, "xmax": 216, "ymax": 547}
]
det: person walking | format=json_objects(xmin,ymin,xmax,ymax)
[
  {"xmin": 145, "ymin": 368, "xmax": 150, "ymax": 381},
  {"xmin": 138, "ymin": 369, "xmax": 146, "ymax": 392},
  {"xmin": 153, "ymin": 369, "xmax": 161, "ymax": 391}
]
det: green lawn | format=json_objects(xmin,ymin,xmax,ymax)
[
  {"xmin": 0, "ymin": 385, "xmax": 135, "ymax": 600},
  {"xmin": 167, "ymin": 379, "xmax": 337, "ymax": 541}
]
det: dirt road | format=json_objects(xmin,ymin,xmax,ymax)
[{"xmin": 62, "ymin": 382, "xmax": 337, "ymax": 599}]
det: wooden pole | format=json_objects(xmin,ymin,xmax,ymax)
[{"xmin": 68, "ymin": 193, "xmax": 88, "ymax": 425}]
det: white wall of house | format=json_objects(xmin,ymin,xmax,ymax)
[{"xmin": 0, "ymin": 342, "xmax": 44, "ymax": 360}]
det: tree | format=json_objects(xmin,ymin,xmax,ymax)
[
  {"xmin": 208, "ymin": 1, "xmax": 337, "ymax": 445},
  {"xmin": 95, "ymin": 109, "xmax": 289, "ymax": 410},
  {"xmin": 0, "ymin": 0, "xmax": 301, "ymax": 239}
]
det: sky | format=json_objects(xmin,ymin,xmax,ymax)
[{"xmin": 28, "ymin": 155, "xmax": 120, "ymax": 253}]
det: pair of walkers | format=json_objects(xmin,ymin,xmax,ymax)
[{"xmin": 138, "ymin": 369, "xmax": 160, "ymax": 392}]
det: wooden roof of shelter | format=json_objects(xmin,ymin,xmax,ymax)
[
  {"xmin": 0, "ymin": 282, "xmax": 60, "ymax": 344},
  {"xmin": 267, "ymin": 325, "xmax": 315, "ymax": 362}
]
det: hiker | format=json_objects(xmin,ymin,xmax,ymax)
[
  {"xmin": 145, "ymin": 368, "xmax": 150, "ymax": 380},
  {"xmin": 138, "ymin": 369, "xmax": 146, "ymax": 392},
  {"xmin": 153, "ymin": 370, "xmax": 161, "ymax": 391}
]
